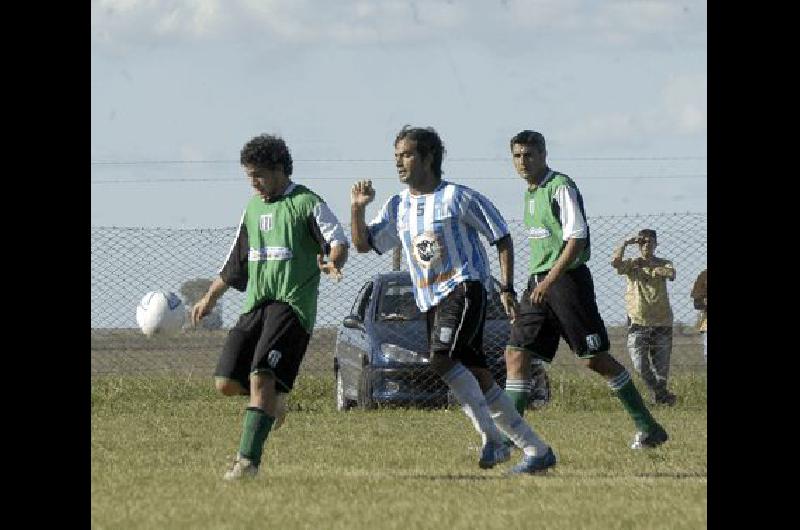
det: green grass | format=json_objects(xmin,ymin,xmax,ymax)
[{"xmin": 92, "ymin": 372, "xmax": 706, "ymax": 529}]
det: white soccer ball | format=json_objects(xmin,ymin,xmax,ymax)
[{"xmin": 136, "ymin": 290, "xmax": 186, "ymax": 337}]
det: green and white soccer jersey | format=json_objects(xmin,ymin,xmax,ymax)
[
  {"xmin": 219, "ymin": 182, "xmax": 347, "ymax": 332},
  {"xmin": 524, "ymin": 170, "xmax": 591, "ymax": 274}
]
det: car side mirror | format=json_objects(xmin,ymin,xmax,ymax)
[{"xmin": 343, "ymin": 315, "xmax": 363, "ymax": 329}]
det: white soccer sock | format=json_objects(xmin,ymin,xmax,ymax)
[
  {"xmin": 505, "ymin": 378, "xmax": 532, "ymax": 395},
  {"xmin": 485, "ymin": 383, "xmax": 549, "ymax": 457},
  {"xmin": 441, "ymin": 363, "xmax": 503, "ymax": 445}
]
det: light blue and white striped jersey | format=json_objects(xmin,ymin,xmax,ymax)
[{"xmin": 367, "ymin": 180, "xmax": 509, "ymax": 312}]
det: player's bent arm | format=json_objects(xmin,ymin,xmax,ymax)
[
  {"xmin": 544, "ymin": 237, "xmax": 587, "ymax": 285},
  {"xmin": 350, "ymin": 204, "xmax": 372, "ymax": 253}
]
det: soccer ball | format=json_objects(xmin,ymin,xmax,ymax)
[{"xmin": 136, "ymin": 290, "xmax": 186, "ymax": 337}]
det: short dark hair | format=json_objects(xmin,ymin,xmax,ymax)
[
  {"xmin": 510, "ymin": 130, "xmax": 546, "ymax": 154},
  {"xmin": 395, "ymin": 126, "xmax": 446, "ymax": 179},
  {"xmin": 638, "ymin": 229, "xmax": 657, "ymax": 240},
  {"xmin": 240, "ymin": 134, "xmax": 293, "ymax": 176}
]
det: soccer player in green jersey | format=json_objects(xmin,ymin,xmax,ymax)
[
  {"xmin": 503, "ymin": 130, "xmax": 668, "ymax": 450},
  {"xmin": 191, "ymin": 134, "xmax": 349, "ymax": 480}
]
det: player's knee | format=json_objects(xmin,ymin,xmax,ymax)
[
  {"xmin": 583, "ymin": 352, "xmax": 618, "ymax": 375},
  {"xmin": 215, "ymin": 378, "xmax": 245, "ymax": 396}
]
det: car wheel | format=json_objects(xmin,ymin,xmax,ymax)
[
  {"xmin": 335, "ymin": 369, "xmax": 353, "ymax": 411},
  {"xmin": 357, "ymin": 370, "xmax": 375, "ymax": 410}
]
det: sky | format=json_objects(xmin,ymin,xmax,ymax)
[{"xmin": 91, "ymin": 0, "xmax": 707, "ymax": 228}]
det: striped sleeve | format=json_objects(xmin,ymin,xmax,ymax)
[
  {"xmin": 460, "ymin": 188, "xmax": 509, "ymax": 245},
  {"xmin": 218, "ymin": 210, "xmax": 248, "ymax": 292},
  {"xmin": 366, "ymin": 195, "xmax": 402, "ymax": 255},
  {"xmin": 553, "ymin": 185, "xmax": 587, "ymax": 239}
]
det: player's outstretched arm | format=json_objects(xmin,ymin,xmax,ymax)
[
  {"xmin": 190, "ymin": 276, "xmax": 229, "ymax": 326},
  {"xmin": 350, "ymin": 180, "xmax": 375, "ymax": 253}
]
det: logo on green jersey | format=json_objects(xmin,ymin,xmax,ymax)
[
  {"xmin": 528, "ymin": 227, "xmax": 551, "ymax": 239},
  {"xmin": 259, "ymin": 214, "xmax": 273, "ymax": 232}
]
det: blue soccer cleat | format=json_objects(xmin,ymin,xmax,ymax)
[
  {"xmin": 479, "ymin": 439, "xmax": 511, "ymax": 469},
  {"xmin": 508, "ymin": 447, "xmax": 557, "ymax": 475}
]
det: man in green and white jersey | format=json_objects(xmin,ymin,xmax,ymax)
[
  {"xmin": 503, "ymin": 130, "xmax": 668, "ymax": 451},
  {"xmin": 191, "ymin": 134, "xmax": 348, "ymax": 480}
]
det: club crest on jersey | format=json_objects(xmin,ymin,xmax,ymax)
[
  {"xmin": 412, "ymin": 231, "xmax": 444, "ymax": 269},
  {"xmin": 259, "ymin": 214, "xmax": 273, "ymax": 232},
  {"xmin": 586, "ymin": 334, "xmax": 602, "ymax": 352}
]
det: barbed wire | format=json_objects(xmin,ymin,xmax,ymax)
[
  {"xmin": 90, "ymin": 156, "xmax": 707, "ymax": 165},
  {"xmin": 91, "ymin": 174, "xmax": 707, "ymax": 184}
]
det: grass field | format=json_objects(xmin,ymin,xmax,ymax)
[{"xmin": 91, "ymin": 371, "xmax": 706, "ymax": 529}]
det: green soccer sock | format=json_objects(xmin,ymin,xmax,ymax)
[
  {"xmin": 609, "ymin": 370, "xmax": 657, "ymax": 433},
  {"xmin": 505, "ymin": 379, "xmax": 532, "ymax": 417},
  {"xmin": 237, "ymin": 406, "xmax": 275, "ymax": 467}
]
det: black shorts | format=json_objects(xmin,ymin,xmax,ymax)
[
  {"xmin": 425, "ymin": 280, "xmax": 488, "ymax": 370},
  {"xmin": 508, "ymin": 264, "xmax": 610, "ymax": 362},
  {"xmin": 214, "ymin": 300, "xmax": 310, "ymax": 393}
]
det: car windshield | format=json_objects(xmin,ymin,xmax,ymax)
[{"xmin": 377, "ymin": 281, "xmax": 423, "ymax": 321}]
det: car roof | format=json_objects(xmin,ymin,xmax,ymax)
[
  {"xmin": 371, "ymin": 271, "xmax": 412, "ymax": 285},
  {"xmin": 370, "ymin": 271, "xmax": 499, "ymax": 287}
]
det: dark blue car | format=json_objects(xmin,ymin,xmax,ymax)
[{"xmin": 333, "ymin": 271, "xmax": 549, "ymax": 410}]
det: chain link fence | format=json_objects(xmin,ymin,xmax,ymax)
[{"xmin": 91, "ymin": 213, "xmax": 706, "ymax": 404}]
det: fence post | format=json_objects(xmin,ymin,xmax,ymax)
[{"xmin": 392, "ymin": 246, "xmax": 402, "ymax": 271}]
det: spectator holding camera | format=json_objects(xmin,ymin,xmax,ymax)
[{"xmin": 611, "ymin": 229, "xmax": 677, "ymax": 406}]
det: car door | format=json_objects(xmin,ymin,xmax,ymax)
[{"xmin": 336, "ymin": 280, "xmax": 374, "ymax": 397}]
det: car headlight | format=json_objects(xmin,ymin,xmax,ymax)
[{"xmin": 379, "ymin": 344, "xmax": 430, "ymax": 364}]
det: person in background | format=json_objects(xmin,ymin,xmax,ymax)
[
  {"xmin": 612, "ymin": 229, "xmax": 677, "ymax": 406},
  {"xmin": 690, "ymin": 268, "xmax": 707, "ymax": 362}
]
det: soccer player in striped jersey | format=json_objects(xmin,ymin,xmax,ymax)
[
  {"xmin": 502, "ymin": 130, "xmax": 668, "ymax": 450},
  {"xmin": 190, "ymin": 134, "xmax": 349, "ymax": 480},
  {"xmin": 351, "ymin": 126, "xmax": 556, "ymax": 473}
]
